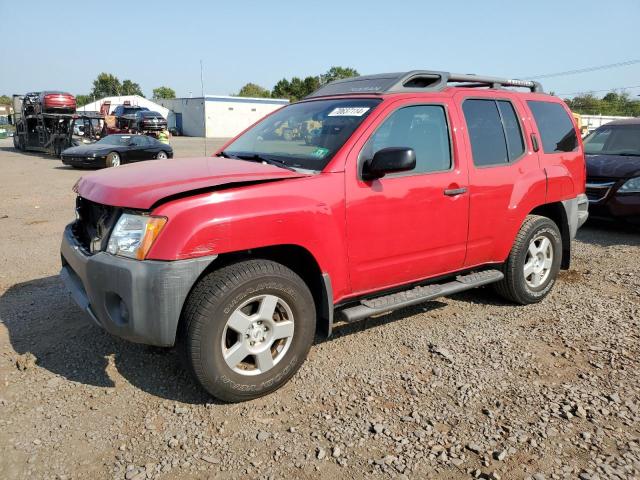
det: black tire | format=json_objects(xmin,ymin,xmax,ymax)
[
  {"xmin": 494, "ymin": 215, "xmax": 562, "ymax": 305},
  {"xmin": 105, "ymin": 151, "xmax": 121, "ymax": 167},
  {"xmin": 180, "ymin": 259, "xmax": 316, "ymax": 402}
]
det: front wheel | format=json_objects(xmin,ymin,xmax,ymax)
[
  {"xmin": 105, "ymin": 151, "xmax": 121, "ymax": 167},
  {"xmin": 156, "ymin": 150, "xmax": 168, "ymax": 159},
  {"xmin": 494, "ymin": 215, "xmax": 562, "ymax": 304},
  {"xmin": 180, "ymin": 259, "xmax": 316, "ymax": 402}
]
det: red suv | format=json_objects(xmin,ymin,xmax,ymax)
[{"xmin": 60, "ymin": 71, "xmax": 588, "ymax": 402}]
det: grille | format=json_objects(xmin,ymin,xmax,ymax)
[{"xmin": 72, "ymin": 197, "xmax": 119, "ymax": 253}]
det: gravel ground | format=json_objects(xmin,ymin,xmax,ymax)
[{"xmin": 1, "ymin": 137, "xmax": 639, "ymax": 480}]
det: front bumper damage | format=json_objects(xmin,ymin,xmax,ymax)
[{"xmin": 60, "ymin": 224, "xmax": 215, "ymax": 346}]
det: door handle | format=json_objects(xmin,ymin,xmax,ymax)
[
  {"xmin": 444, "ymin": 187, "xmax": 467, "ymax": 196},
  {"xmin": 531, "ymin": 132, "xmax": 540, "ymax": 152}
]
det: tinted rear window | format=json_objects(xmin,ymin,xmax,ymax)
[{"xmin": 527, "ymin": 101, "xmax": 577, "ymax": 153}]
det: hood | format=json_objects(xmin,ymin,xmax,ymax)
[
  {"xmin": 62, "ymin": 144, "xmax": 110, "ymax": 156},
  {"xmin": 75, "ymin": 156, "xmax": 308, "ymax": 209},
  {"xmin": 586, "ymin": 154, "xmax": 640, "ymax": 179}
]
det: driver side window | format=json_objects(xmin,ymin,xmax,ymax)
[{"xmin": 361, "ymin": 105, "xmax": 452, "ymax": 175}]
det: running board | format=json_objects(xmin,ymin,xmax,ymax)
[{"xmin": 337, "ymin": 269, "xmax": 504, "ymax": 323}]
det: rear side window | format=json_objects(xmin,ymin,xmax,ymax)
[
  {"xmin": 362, "ymin": 105, "xmax": 451, "ymax": 174},
  {"xmin": 527, "ymin": 101, "xmax": 577, "ymax": 153},
  {"xmin": 462, "ymin": 99, "xmax": 524, "ymax": 166}
]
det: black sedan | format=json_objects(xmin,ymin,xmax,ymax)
[
  {"xmin": 61, "ymin": 134, "xmax": 173, "ymax": 168},
  {"xmin": 584, "ymin": 119, "xmax": 640, "ymax": 224}
]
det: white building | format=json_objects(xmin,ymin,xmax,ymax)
[
  {"xmin": 157, "ymin": 96, "xmax": 289, "ymax": 138},
  {"xmin": 580, "ymin": 114, "xmax": 635, "ymax": 134},
  {"xmin": 77, "ymin": 95, "xmax": 170, "ymax": 119}
]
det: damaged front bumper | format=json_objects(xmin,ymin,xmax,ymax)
[{"xmin": 60, "ymin": 224, "xmax": 215, "ymax": 346}]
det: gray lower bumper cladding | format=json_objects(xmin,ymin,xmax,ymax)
[{"xmin": 60, "ymin": 225, "xmax": 216, "ymax": 346}]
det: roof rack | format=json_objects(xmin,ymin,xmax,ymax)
[{"xmin": 305, "ymin": 70, "xmax": 544, "ymax": 98}]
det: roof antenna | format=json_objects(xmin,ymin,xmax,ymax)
[{"xmin": 200, "ymin": 59, "xmax": 207, "ymax": 156}]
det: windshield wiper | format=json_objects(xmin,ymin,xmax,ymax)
[{"xmin": 218, "ymin": 152, "xmax": 297, "ymax": 171}]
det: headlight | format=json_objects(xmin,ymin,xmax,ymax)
[
  {"xmin": 107, "ymin": 213, "xmax": 167, "ymax": 260},
  {"xmin": 618, "ymin": 177, "xmax": 640, "ymax": 193}
]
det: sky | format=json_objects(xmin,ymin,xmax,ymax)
[{"xmin": 1, "ymin": 0, "xmax": 639, "ymax": 100}]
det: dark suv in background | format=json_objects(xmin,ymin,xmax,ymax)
[
  {"xmin": 134, "ymin": 111, "xmax": 167, "ymax": 132},
  {"xmin": 112, "ymin": 105, "xmax": 149, "ymax": 130},
  {"xmin": 584, "ymin": 119, "xmax": 640, "ymax": 223}
]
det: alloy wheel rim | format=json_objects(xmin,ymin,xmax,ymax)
[
  {"xmin": 221, "ymin": 294, "xmax": 295, "ymax": 376},
  {"xmin": 524, "ymin": 235, "xmax": 553, "ymax": 288},
  {"xmin": 157, "ymin": 152, "xmax": 167, "ymax": 159},
  {"xmin": 110, "ymin": 153, "xmax": 120, "ymax": 167}
]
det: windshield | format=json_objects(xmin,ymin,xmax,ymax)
[
  {"xmin": 95, "ymin": 135, "xmax": 132, "ymax": 146},
  {"xmin": 584, "ymin": 124, "xmax": 640, "ymax": 156},
  {"xmin": 221, "ymin": 98, "xmax": 381, "ymax": 171}
]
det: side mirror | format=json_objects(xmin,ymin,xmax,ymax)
[
  {"xmin": 363, "ymin": 147, "xmax": 416, "ymax": 180},
  {"xmin": 7, "ymin": 114, "xmax": 12, "ymax": 125}
]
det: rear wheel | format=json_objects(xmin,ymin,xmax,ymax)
[
  {"xmin": 180, "ymin": 259, "xmax": 316, "ymax": 402},
  {"xmin": 105, "ymin": 151, "xmax": 121, "ymax": 167},
  {"xmin": 494, "ymin": 215, "xmax": 562, "ymax": 304}
]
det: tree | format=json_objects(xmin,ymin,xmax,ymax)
[
  {"xmin": 270, "ymin": 67, "xmax": 358, "ymax": 101},
  {"xmin": 272, "ymin": 76, "xmax": 321, "ymax": 101},
  {"xmin": 75, "ymin": 94, "xmax": 93, "ymax": 108},
  {"xmin": 0, "ymin": 95, "xmax": 10, "ymax": 105},
  {"xmin": 320, "ymin": 66, "xmax": 359, "ymax": 85},
  {"xmin": 91, "ymin": 73, "xmax": 122, "ymax": 98},
  {"xmin": 272, "ymin": 78, "xmax": 291, "ymax": 100},
  {"xmin": 152, "ymin": 86, "xmax": 176, "ymax": 99},
  {"xmin": 303, "ymin": 76, "xmax": 321, "ymax": 95},
  {"xmin": 565, "ymin": 90, "xmax": 640, "ymax": 116},
  {"xmin": 121, "ymin": 79, "xmax": 144, "ymax": 96},
  {"xmin": 236, "ymin": 83, "xmax": 271, "ymax": 98}
]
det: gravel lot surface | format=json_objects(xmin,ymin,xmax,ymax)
[{"xmin": 1, "ymin": 137, "xmax": 639, "ymax": 480}]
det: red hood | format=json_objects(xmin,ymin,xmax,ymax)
[{"xmin": 75, "ymin": 157, "xmax": 307, "ymax": 209}]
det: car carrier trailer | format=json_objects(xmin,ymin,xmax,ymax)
[{"xmin": 10, "ymin": 92, "xmax": 77, "ymax": 156}]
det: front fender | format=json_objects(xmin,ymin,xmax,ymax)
[{"xmin": 147, "ymin": 173, "xmax": 351, "ymax": 299}]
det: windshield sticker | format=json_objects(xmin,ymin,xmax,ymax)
[
  {"xmin": 311, "ymin": 147, "xmax": 330, "ymax": 158},
  {"xmin": 328, "ymin": 107, "xmax": 370, "ymax": 117}
]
